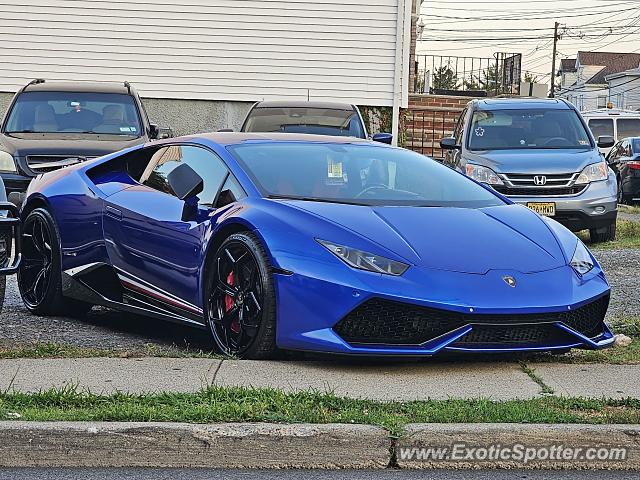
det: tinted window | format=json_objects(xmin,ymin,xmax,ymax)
[
  {"xmin": 5, "ymin": 91, "xmax": 142, "ymax": 136},
  {"xmin": 632, "ymin": 138, "xmax": 640, "ymax": 154},
  {"xmin": 468, "ymin": 109, "xmax": 591, "ymax": 150},
  {"xmin": 617, "ymin": 119, "xmax": 640, "ymax": 139},
  {"xmin": 229, "ymin": 143, "xmax": 504, "ymax": 208},
  {"xmin": 588, "ymin": 118, "xmax": 614, "ymax": 138},
  {"xmin": 141, "ymin": 145, "xmax": 228, "ymax": 205},
  {"xmin": 243, "ymin": 107, "xmax": 365, "ymax": 138},
  {"xmin": 216, "ymin": 175, "xmax": 246, "ymax": 208}
]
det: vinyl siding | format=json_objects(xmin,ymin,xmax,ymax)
[
  {"xmin": 609, "ymin": 75, "xmax": 640, "ymax": 111},
  {"xmin": 0, "ymin": 0, "xmax": 407, "ymax": 106}
]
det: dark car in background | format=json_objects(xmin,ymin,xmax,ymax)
[
  {"xmin": 440, "ymin": 98, "xmax": 617, "ymax": 242},
  {"xmin": 607, "ymin": 136, "xmax": 640, "ymax": 204},
  {"xmin": 239, "ymin": 101, "xmax": 393, "ymax": 144},
  {"xmin": 0, "ymin": 176, "xmax": 20, "ymax": 313},
  {"xmin": 0, "ymin": 79, "xmax": 170, "ymax": 195}
]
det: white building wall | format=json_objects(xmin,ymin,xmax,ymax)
[
  {"xmin": 608, "ymin": 75, "xmax": 640, "ymax": 111},
  {"xmin": 0, "ymin": 0, "xmax": 409, "ymax": 107}
]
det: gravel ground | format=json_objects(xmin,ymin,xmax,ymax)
[{"xmin": 0, "ymin": 248, "xmax": 638, "ymax": 354}]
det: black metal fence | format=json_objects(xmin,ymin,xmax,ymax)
[{"xmin": 415, "ymin": 52, "xmax": 522, "ymax": 97}]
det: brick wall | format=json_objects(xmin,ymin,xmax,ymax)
[{"xmin": 404, "ymin": 94, "xmax": 469, "ymax": 159}]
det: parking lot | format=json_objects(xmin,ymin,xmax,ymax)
[{"xmin": 2, "ymin": 245, "xmax": 638, "ymax": 357}]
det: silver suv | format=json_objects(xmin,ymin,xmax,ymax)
[{"xmin": 440, "ymin": 98, "xmax": 617, "ymax": 242}]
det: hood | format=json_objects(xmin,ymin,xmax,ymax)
[
  {"xmin": 465, "ymin": 148, "xmax": 604, "ymax": 174},
  {"xmin": 0, "ymin": 132, "xmax": 144, "ymax": 157},
  {"xmin": 283, "ymin": 201, "xmax": 566, "ymax": 274}
]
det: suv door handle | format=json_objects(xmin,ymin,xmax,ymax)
[{"xmin": 105, "ymin": 205, "xmax": 123, "ymax": 221}]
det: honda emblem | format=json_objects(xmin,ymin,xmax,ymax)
[{"xmin": 533, "ymin": 175, "xmax": 547, "ymax": 186}]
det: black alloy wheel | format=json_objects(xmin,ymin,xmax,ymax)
[
  {"xmin": 19, "ymin": 210, "xmax": 54, "ymax": 309},
  {"xmin": 206, "ymin": 232, "xmax": 276, "ymax": 359},
  {"xmin": 17, "ymin": 208, "xmax": 92, "ymax": 316}
]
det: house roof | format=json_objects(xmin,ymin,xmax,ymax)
[
  {"xmin": 577, "ymin": 51, "xmax": 640, "ymax": 85},
  {"xmin": 606, "ymin": 67, "xmax": 640, "ymax": 82},
  {"xmin": 560, "ymin": 58, "xmax": 576, "ymax": 73}
]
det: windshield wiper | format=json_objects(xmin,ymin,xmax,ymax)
[{"xmin": 267, "ymin": 194, "xmax": 368, "ymax": 206}]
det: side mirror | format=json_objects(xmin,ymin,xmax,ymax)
[
  {"xmin": 372, "ymin": 132, "xmax": 393, "ymax": 144},
  {"xmin": 148, "ymin": 123, "xmax": 159, "ymax": 139},
  {"xmin": 157, "ymin": 127, "xmax": 173, "ymax": 139},
  {"xmin": 167, "ymin": 163, "xmax": 204, "ymax": 201},
  {"xmin": 440, "ymin": 137, "xmax": 461, "ymax": 150},
  {"xmin": 597, "ymin": 135, "xmax": 615, "ymax": 149},
  {"xmin": 218, "ymin": 128, "xmax": 234, "ymax": 133}
]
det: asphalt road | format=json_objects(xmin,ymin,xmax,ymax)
[
  {"xmin": 0, "ymin": 247, "xmax": 638, "ymax": 355},
  {"xmin": 0, "ymin": 470, "xmax": 637, "ymax": 480}
]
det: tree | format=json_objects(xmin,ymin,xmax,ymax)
[
  {"xmin": 431, "ymin": 65, "xmax": 458, "ymax": 90},
  {"xmin": 463, "ymin": 64, "xmax": 502, "ymax": 93},
  {"xmin": 523, "ymin": 71, "xmax": 539, "ymax": 83}
]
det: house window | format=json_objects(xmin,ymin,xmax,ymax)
[{"xmin": 597, "ymin": 96, "xmax": 607, "ymax": 109}]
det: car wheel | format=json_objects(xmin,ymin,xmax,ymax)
[
  {"xmin": 589, "ymin": 221, "xmax": 617, "ymax": 243},
  {"xmin": 17, "ymin": 208, "xmax": 92, "ymax": 317},
  {"xmin": 205, "ymin": 232, "xmax": 277, "ymax": 359}
]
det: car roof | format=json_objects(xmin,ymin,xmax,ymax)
[
  {"xmin": 22, "ymin": 81, "xmax": 133, "ymax": 95},
  {"xmin": 252, "ymin": 100, "xmax": 355, "ymax": 110},
  {"xmin": 473, "ymin": 98, "xmax": 571, "ymax": 111},
  {"xmin": 185, "ymin": 132, "xmax": 375, "ymax": 146}
]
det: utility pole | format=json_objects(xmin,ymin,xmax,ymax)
[{"xmin": 550, "ymin": 21, "xmax": 560, "ymax": 98}]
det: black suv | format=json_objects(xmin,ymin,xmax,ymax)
[
  {"xmin": 0, "ymin": 176, "xmax": 20, "ymax": 312},
  {"xmin": 0, "ymin": 79, "xmax": 170, "ymax": 195}
]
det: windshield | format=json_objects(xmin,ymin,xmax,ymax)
[
  {"xmin": 4, "ymin": 91, "xmax": 142, "ymax": 136},
  {"xmin": 618, "ymin": 118, "xmax": 640, "ymax": 139},
  {"xmin": 243, "ymin": 107, "xmax": 365, "ymax": 138},
  {"xmin": 228, "ymin": 143, "xmax": 504, "ymax": 208},
  {"xmin": 468, "ymin": 109, "xmax": 592, "ymax": 150}
]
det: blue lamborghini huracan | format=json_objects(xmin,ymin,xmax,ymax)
[{"xmin": 17, "ymin": 133, "xmax": 614, "ymax": 358}]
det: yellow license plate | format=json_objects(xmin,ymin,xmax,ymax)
[{"xmin": 527, "ymin": 202, "xmax": 556, "ymax": 216}]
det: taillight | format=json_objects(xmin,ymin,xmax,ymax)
[{"xmin": 628, "ymin": 161, "xmax": 640, "ymax": 170}]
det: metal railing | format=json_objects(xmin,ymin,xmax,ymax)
[{"xmin": 415, "ymin": 52, "xmax": 522, "ymax": 97}]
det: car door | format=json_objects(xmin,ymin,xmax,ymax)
[
  {"xmin": 103, "ymin": 144, "xmax": 230, "ymax": 321},
  {"xmin": 617, "ymin": 140, "xmax": 634, "ymax": 198},
  {"xmin": 444, "ymin": 107, "xmax": 466, "ymax": 169}
]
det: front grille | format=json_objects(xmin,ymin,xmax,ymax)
[
  {"xmin": 333, "ymin": 295, "xmax": 609, "ymax": 346},
  {"xmin": 26, "ymin": 155, "xmax": 86, "ymax": 173},
  {"xmin": 452, "ymin": 324, "xmax": 573, "ymax": 346},
  {"xmin": 496, "ymin": 172, "xmax": 583, "ymax": 197},
  {"xmin": 493, "ymin": 185, "xmax": 586, "ymax": 197}
]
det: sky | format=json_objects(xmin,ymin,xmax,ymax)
[{"xmin": 417, "ymin": 0, "xmax": 640, "ymax": 86}]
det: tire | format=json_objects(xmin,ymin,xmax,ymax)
[
  {"xmin": 589, "ymin": 221, "xmax": 617, "ymax": 243},
  {"xmin": 17, "ymin": 208, "xmax": 92, "ymax": 317},
  {"xmin": 205, "ymin": 232, "xmax": 277, "ymax": 359}
]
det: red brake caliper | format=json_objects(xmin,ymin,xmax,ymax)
[{"xmin": 225, "ymin": 271, "xmax": 241, "ymax": 334}]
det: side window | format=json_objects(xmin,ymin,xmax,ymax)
[
  {"xmin": 141, "ymin": 145, "xmax": 229, "ymax": 205},
  {"xmin": 588, "ymin": 118, "xmax": 614, "ymax": 139},
  {"xmin": 215, "ymin": 175, "xmax": 246, "ymax": 208},
  {"xmin": 454, "ymin": 108, "xmax": 467, "ymax": 144}
]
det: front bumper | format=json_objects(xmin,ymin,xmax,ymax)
[
  {"xmin": 273, "ymin": 262, "xmax": 613, "ymax": 356},
  {"xmin": 0, "ymin": 201, "xmax": 22, "ymax": 275},
  {"xmin": 508, "ymin": 179, "xmax": 618, "ymax": 232}
]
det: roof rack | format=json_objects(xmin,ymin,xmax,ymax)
[
  {"xmin": 124, "ymin": 81, "xmax": 131, "ymax": 94},
  {"xmin": 21, "ymin": 79, "xmax": 45, "ymax": 92}
]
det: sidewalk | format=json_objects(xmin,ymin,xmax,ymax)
[{"xmin": 1, "ymin": 357, "xmax": 639, "ymax": 400}]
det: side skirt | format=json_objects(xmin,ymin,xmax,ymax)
[{"xmin": 61, "ymin": 263, "xmax": 206, "ymax": 329}]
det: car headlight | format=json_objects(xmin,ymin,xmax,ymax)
[
  {"xmin": 570, "ymin": 240, "xmax": 594, "ymax": 275},
  {"xmin": 317, "ymin": 239, "xmax": 409, "ymax": 276},
  {"xmin": 575, "ymin": 161, "xmax": 608, "ymax": 185},
  {"xmin": 0, "ymin": 151, "xmax": 16, "ymax": 173},
  {"xmin": 465, "ymin": 164, "xmax": 504, "ymax": 185}
]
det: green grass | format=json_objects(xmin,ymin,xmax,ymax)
[
  {"xmin": 1, "ymin": 386, "xmax": 639, "ymax": 435},
  {"xmin": 579, "ymin": 220, "xmax": 640, "ymax": 249},
  {"xmin": 619, "ymin": 204, "xmax": 640, "ymax": 215},
  {"xmin": 0, "ymin": 342, "xmax": 220, "ymax": 360}
]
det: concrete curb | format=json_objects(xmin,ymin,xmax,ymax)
[
  {"xmin": 397, "ymin": 424, "xmax": 640, "ymax": 470},
  {"xmin": 1, "ymin": 422, "xmax": 640, "ymax": 470},
  {"xmin": 0, "ymin": 422, "xmax": 390, "ymax": 469}
]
